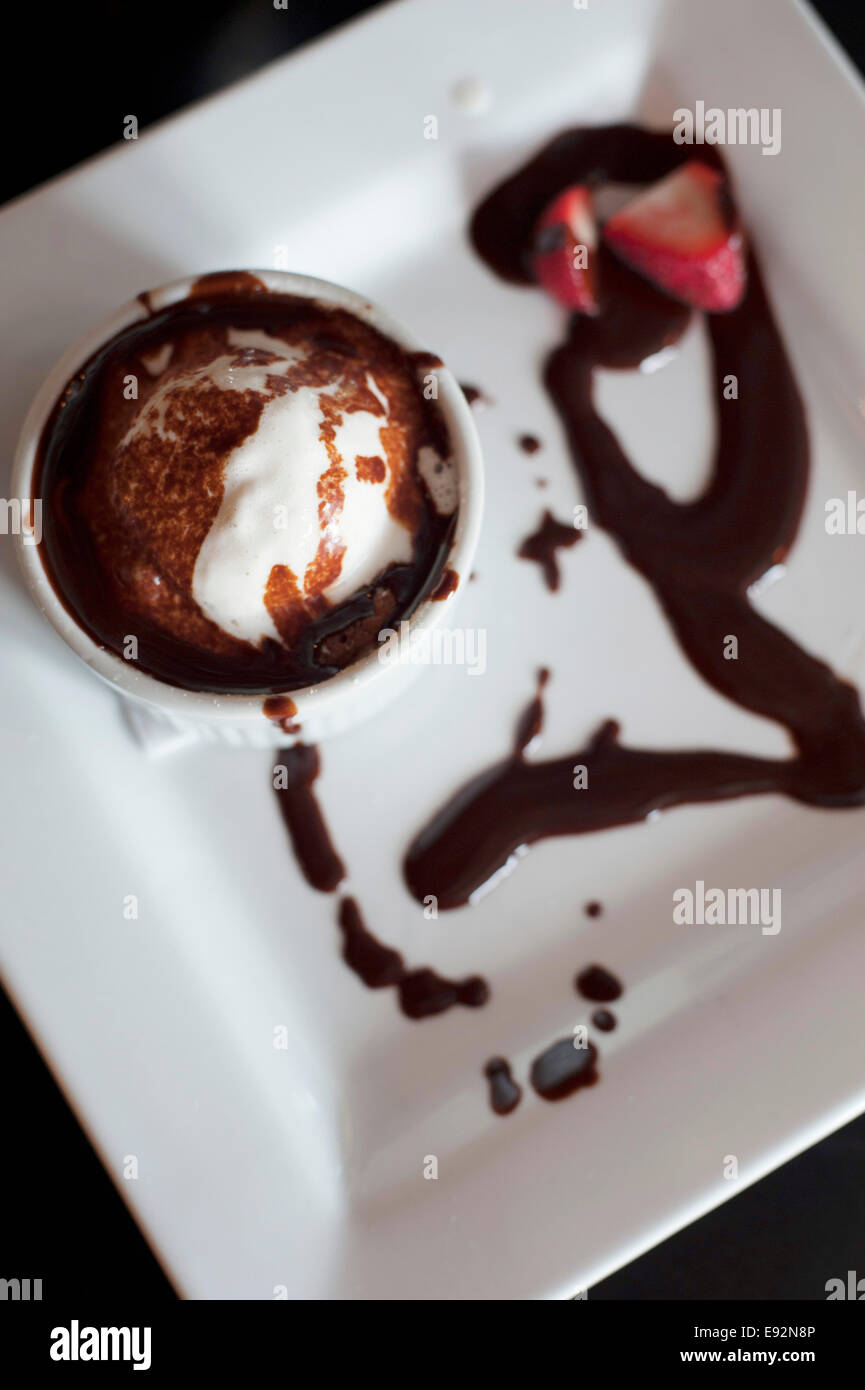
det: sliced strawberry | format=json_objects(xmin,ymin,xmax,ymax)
[
  {"xmin": 602, "ymin": 160, "xmax": 746, "ymax": 312},
  {"xmin": 531, "ymin": 185, "xmax": 599, "ymax": 314}
]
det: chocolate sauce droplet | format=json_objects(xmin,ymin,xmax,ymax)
[
  {"xmin": 531, "ymin": 1037, "xmax": 599, "ymax": 1101},
  {"xmin": 584, "ymin": 901, "xmax": 603, "ymax": 918},
  {"xmin": 430, "ymin": 566, "xmax": 459, "ymax": 601},
  {"xmin": 274, "ymin": 744, "xmax": 345, "ymax": 893},
  {"xmin": 484, "ymin": 1057, "xmax": 522, "ymax": 1115},
  {"xmin": 189, "ymin": 270, "xmax": 269, "ymax": 299},
  {"xmin": 411, "ymin": 350, "xmax": 444, "ymax": 372},
  {"xmin": 592, "ymin": 1008, "xmax": 616, "ymax": 1032},
  {"xmin": 264, "ymin": 694, "xmax": 300, "ymax": 734},
  {"xmin": 460, "ymin": 382, "xmax": 485, "ymax": 406},
  {"xmin": 576, "ymin": 964, "xmax": 622, "ymax": 1002},
  {"xmin": 519, "ymin": 433, "xmax": 542, "ymax": 454},
  {"xmin": 517, "ymin": 509, "xmax": 581, "ymax": 591}
]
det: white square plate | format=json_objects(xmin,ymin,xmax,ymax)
[{"xmin": 3, "ymin": 0, "xmax": 865, "ymax": 1299}]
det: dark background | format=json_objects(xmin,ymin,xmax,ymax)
[{"xmin": 3, "ymin": 0, "xmax": 864, "ymax": 1301}]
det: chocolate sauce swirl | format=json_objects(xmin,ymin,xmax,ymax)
[{"xmin": 404, "ymin": 124, "xmax": 865, "ymax": 910}]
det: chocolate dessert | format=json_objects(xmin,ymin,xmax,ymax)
[{"xmin": 35, "ymin": 272, "xmax": 458, "ymax": 693}]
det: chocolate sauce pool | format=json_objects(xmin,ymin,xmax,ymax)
[
  {"xmin": 35, "ymin": 272, "xmax": 455, "ymax": 694},
  {"xmin": 404, "ymin": 124, "xmax": 865, "ymax": 910}
]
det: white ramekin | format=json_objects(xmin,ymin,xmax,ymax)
[{"xmin": 12, "ymin": 270, "xmax": 484, "ymax": 747}]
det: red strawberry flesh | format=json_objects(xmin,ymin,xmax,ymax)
[
  {"xmin": 602, "ymin": 160, "xmax": 746, "ymax": 312},
  {"xmin": 532, "ymin": 185, "xmax": 599, "ymax": 314}
]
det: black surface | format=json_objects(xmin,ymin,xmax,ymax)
[
  {"xmin": 1, "ymin": 0, "xmax": 863, "ymax": 1303},
  {"xmin": 0, "ymin": 1, "xmax": 389, "ymax": 206}
]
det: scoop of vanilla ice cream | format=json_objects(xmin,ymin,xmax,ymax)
[{"xmin": 127, "ymin": 328, "xmax": 428, "ymax": 647}]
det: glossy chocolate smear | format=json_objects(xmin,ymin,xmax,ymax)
[{"xmin": 404, "ymin": 124, "xmax": 865, "ymax": 909}]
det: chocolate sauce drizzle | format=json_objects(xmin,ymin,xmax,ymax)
[
  {"xmin": 404, "ymin": 124, "xmax": 865, "ymax": 910},
  {"xmin": 272, "ymin": 742, "xmax": 490, "ymax": 1017},
  {"xmin": 338, "ymin": 897, "xmax": 489, "ymax": 1020},
  {"xmin": 531, "ymin": 1037, "xmax": 599, "ymax": 1101},
  {"xmin": 517, "ymin": 509, "xmax": 582, "ymax": 591},
  {"xmin": 274, "ymin": 744, "xmax": 345, "ymax": 892},
  {"xmin": 484, "ymin": 1057, "xmax": 522, "ymax": 1115}
]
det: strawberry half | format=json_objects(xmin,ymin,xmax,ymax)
[
  {"xmin": 602, "ymin": 161, "xmax": 746, "ymax": 312},
  {"xmin": 531, "ymin": 186, "xmax": 599, "ymax": 314}
]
